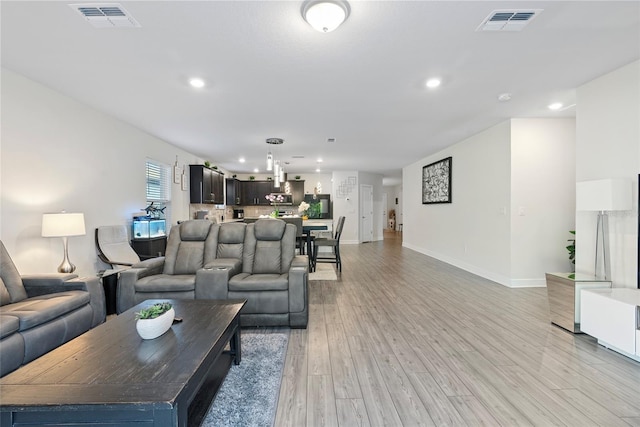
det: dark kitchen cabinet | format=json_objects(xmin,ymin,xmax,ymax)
[
  {"xmin": 190, "ymin": 165, "xmax": 224, "ymax": 204},
  {"xmin": 225, "ymin": 178, "xmax": 241, "ymax": 206},
  {"xmin": 287, "ymin": 180, "xmax": 305, "ymax": 205},
  {"xmin": 240, "ymin": 180, "xmax": 273, "ymax": 205}
]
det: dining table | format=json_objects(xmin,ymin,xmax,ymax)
[{"xmin": 302, "ymin": 221, "xmax": 328, "ymax": 271}]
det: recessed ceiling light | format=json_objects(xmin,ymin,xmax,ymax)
[
  {"xmin": 189, "ymin": 78, "xmax": 205, "ymax": 88},
  {"xmin": 316, "ymin": 168, "xmax": 321, "ymax": 172},
  {"xmin": 317, "ymin": 158, "xmax": 323, "ymax": 163},
  {"xmin": 548, "ymin": 102, "xmax": 563, "ymax": 110},
  {"xmin": 253, "ymin": 168, "xmax": 259, "ymax": 173},
  {"xmin": 497, "ymin": 92, "xmax": 512, "ymax": 102},
  {"xmin": 239, "ymin": 157, "xmax": 245, "ymax": 163},
  {"xmin": 426, "ymin": 78, "xmax": 441, "ymax": 89}
]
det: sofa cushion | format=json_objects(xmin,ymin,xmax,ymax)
[
  {"xmin": 254, "ymin": 219, "xmax": 286, "ymax": 241},
  {"xmin": 135, "ymin": 274, "xmax": 195, "ymax": 293},
  {"xmin": 0, "ymin": 241, "xmax": 28, "ymax": 303},
  {"xmin": 0, "ymin": 279, "xmax": 11, "ymax": 306},
  {"xmin": 217, "ymin": 222, "xmax": 246, "ymax": 259},
  {"xmin": 229, "ymin": 273, "xmax": 289, "ymax": 292},
  {"xmin": 173, "ymin": 242, "xmax": 206, "ymax": 275},
  {"xmin": 0, "ymin": 314, "xmax": 20, "ymax": 339},
  {"xmin": 0, "ymin": 291, "xmax": 90, "ymax": 331},
  {"xmin": 180, "ymin": 220, "xmax": 212, "ymax": 241},
  {"xmin": 253, "ymin": 241, "xmax": 284, "ymax": 274}
]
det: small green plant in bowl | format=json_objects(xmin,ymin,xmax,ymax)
[
  {"xmin": 204, "ymin": 161, "xmax": 211, "ymax": 168},
  {"xmin": 135, "ymin": 302, "xmax": 173, "ymax": 320}
]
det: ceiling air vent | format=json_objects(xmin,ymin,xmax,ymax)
[
  {"xmin": 69, "ymin": 3, "xmax": 141, "ymax": 28},
  {"xmin": 477, "ymin": 9, "xmax": 542, "ymax": 32}
]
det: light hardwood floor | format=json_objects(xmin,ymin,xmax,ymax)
[{"xmin": 275, "ymin": 231, "xmax": 640, "ymax": 426}]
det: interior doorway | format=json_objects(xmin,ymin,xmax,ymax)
[{"xmin": 360, "ymin": 184, "xmax": 373, "ymax": 243}]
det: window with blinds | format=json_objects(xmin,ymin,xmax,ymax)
[{"xmin": 146, "ymin": 159, "xmax": 171, "ymax": 224}]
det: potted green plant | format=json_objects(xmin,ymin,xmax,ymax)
[
  {"xmin": 135, "ymin": 302, "xmax": 175, "ymax": 340},
  {"xmin": 249, "ymin": 176, "xmax": 255, "ymax": 181},
  {"xmin": 567, "ymin": 230, "xmax": 576, "ymax": 278},
  {"xmin": 295, "ymin": 175, "xmax": 301, "ymax": 180},
  {"xmin": 204, "ymin": 161, "xmax": 211, "ymax": 168}
]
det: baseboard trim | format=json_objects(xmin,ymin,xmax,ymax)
[{"xmin": 402, "ymin": 243, "xmax": 545, "ymax": 288}]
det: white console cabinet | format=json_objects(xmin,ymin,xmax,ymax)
[{"xmin": 580, "ymin": 288, "xmax": 640, "ymax": 362}]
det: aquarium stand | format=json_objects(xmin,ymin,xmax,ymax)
[{"xmin": 132, "ymin": 236, "xmax": 167, "ymax": 260}]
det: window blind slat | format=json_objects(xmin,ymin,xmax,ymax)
[{"xmin": 146, "ymin": 160, "xmax": 171, "ymax": 202}]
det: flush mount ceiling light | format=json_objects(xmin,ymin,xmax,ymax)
[
  {"xmin": 302, "ymin": 0, "xmax": 350, "ymax": 33},
  {"xmin": 548, "ymin": 102, "xmax": 563, "ymax": 110}
]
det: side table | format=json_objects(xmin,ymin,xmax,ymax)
[
  {"xmin": 98, "ymin": 268, "xmax": 127, "ymax": 315},
  {"xmin": 545, "ymin": 273, "xmax": 611, "ymax": 333}
]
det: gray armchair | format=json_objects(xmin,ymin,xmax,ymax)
[
  {"xmin": 226, "ymin": 219, "xmax": 308, "ymax": 328},
  {"xmin": 117, "ymin": 220, "xmax": 215, "ymax": 313}
]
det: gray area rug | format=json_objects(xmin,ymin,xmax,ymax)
[{"xmin": 202, "ymin": 330, "xmax": 289, "ymax": 427}]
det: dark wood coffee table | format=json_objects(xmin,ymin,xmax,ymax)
[{"xmin": 0, "ymin": 299, "xmax": 246, "ymax": 427}]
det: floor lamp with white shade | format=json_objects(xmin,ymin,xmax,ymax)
[{"xmin": 576, "ymin": 178, "xmax": 632, "ymax": 281}]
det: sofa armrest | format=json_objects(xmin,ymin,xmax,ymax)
[
  {"xmin": 117, "ymin": 259, "xmax": 166, "ymax": 314},
  {"xmin": 22, "ymin": 274, "xmax": 106, "ymax": 328},
  {"xmin": 132, "ymin": 256, "xmax": 165, "ymax": 270},
  {"xmin": 21, "ymin": 274, "xmax": 79, "ymax": 295},
  {"xmin": 288, "ymin": 264, "xmax": 308, "ymax": 315},
  {"xmin": 196, "ymin": 259, "xmax": 242, "ymax": 300}
]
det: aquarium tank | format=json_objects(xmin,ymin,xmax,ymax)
[{"xmin": 132, "ymin": 218, "xmax": 166, "ymax": 239}]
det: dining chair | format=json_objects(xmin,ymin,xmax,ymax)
[{"xmin": 311, "ymin": 216, "xmax": 345, "ymax": 273}]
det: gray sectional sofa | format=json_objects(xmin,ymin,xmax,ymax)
[
  {"xmin": 117, "ymin": 219, "xmax": 309, "ymax": 328},
  {"xmin": 0, "ymin": 241, "xmax": 105, "ymax": 377}
]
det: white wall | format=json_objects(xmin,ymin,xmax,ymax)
[
  {"xmin": 1, "ymin": 69, "xmax": 204, "ymax": 276},
  {"xmin": 331, "ymin": 171, "xmax": 360, "ymax": 244},
  {"xmin": 403, "ymin": 118, "xmax": 576, "ymax": 287},
  {"xmin": 575, "ymin": 60, "xmax": 639, "ymax": 289},
  {"xmin": 510, "ymin": 118, "xmax": 576, "ymax": 286},
  {"xmin": 403, "ymin": 121, "xmax": 513, "ymax": 285}
]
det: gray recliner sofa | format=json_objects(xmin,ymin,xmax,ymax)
[
  {"xmin": 0, "ymin": 241, "xmax": 105, "ymax": 377},
  {"xmin": 226, "ymin": 219, "xmax": 308, "ymax": 328},
  {"xmin": 117, "ymin": 219, "xmax": 309, "ymax": 328},
  {"xmin": 117, "ymin": 220, "xmax": 215, "ymax": 313}
]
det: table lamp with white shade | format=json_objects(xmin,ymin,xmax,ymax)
[
  {"xmin": 42, "ymin": 212, "xmax": 86, "ymax": 273},
  {"xmin": 576, "ymin": 178, "xmax": 632, "ymax": 281}
]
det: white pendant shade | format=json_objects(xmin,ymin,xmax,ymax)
[
  {"xmin": 303, "ymin": 1, "xmax": 349, "ymax": 33},
  {"xmin": 266, "ymin": 152, "xmax": 273, "ymax": 171}
]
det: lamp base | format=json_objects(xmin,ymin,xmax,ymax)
[
  {"xmin": 58, "ymin": 236, "xmax": 77, "ymax": 273},
  {"xmin": 57, "ymin": 259, "xmax": 76, "ymax": 274}
]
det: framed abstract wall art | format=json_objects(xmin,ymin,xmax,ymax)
[{"xmin": 422, "ymin": 157, "xmax": 452, "ymax": 204}]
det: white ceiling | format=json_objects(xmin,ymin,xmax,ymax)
[{"xmin": 2, "ymin": 1, "xmax": 639, "ymax": 186}]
